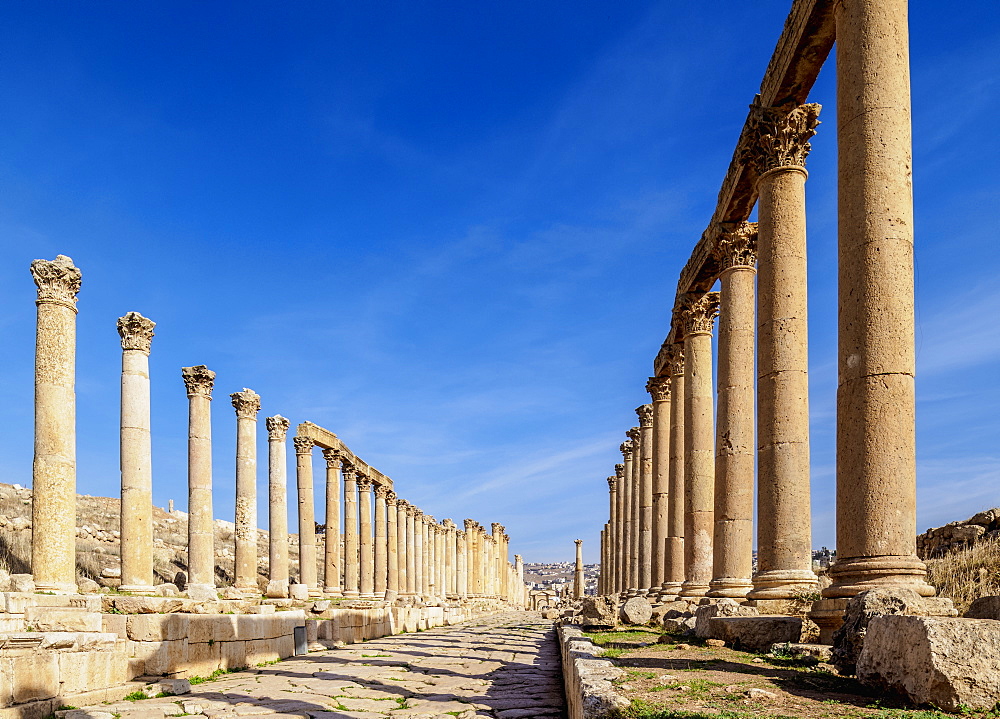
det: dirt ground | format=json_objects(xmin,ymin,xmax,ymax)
[{"xmin": 585, "ymin": 627, "xmax": 1000, "ymax": 719}]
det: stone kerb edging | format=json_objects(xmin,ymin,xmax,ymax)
[{"xmin": 558, "ymin": 625, "xmax": 630, "ymax": 719}]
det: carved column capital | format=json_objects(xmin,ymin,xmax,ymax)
[
  {"xmin": 646, "ymin": 375, "xmax": 670, "ymax": 402},
  {"xmin": 423, "ymin": 514, "xmax": 435, "ymax": 525},
  {"xmin": 614, "ymin": 463, "xmax": 625, "ymax": 479},
  {"xmin": 293, "ymin": 436, "xmax": 314, "ymax": 455},
  {"xmin": 266, "ymin": 415, "xmax": 290, "ymax": 441},
  {"xmin": 117, "ymin": 312, "xmax": 155, "ymax": 354},
  {"xmin": 619, "ymin": 440, "xmax": 634, "ymax": 460},
  {"xmin": 356, "ymin": 474, "xmax": 373, "ymax": 491},
  {"xmin": 464, "ymin": 518, "xmax": 476, "ymax": 531},
  {"xmin": 374, "ymin": 484, "xmax": 389, "ymax": 499},
  {"xmin": 231, "ymin": 389, "xmax": 261, "ymax": 419},
  {"xmin": 714, "ymin": 221, "xmax": 758, "ymax": 272},
  {"xmin": 575, "ymin": 539, "xmax": 583, "ymax": 547},
  {"xmin": 181, "ymin": 365, "xmax": 216, "ymax": 399},
  {"xmin": 665, "ymin": 346, "xmax": 685, "ymax": 376},
  {"xmin": 626, "ymin": 427, "xmax": 640, "ymax": 442},
  {"xmin": 607, "ymin": 476, "xmax": 617, "ymax": 491},
  {"xmin": 744, "ymin": 102, "xmax": 821, "ymax": 175},
  {"xmin": 412, "ymin": 507, "xmax": 424, "ymax": 519},
  {"xmin": 636, "ymin": 404, "xmax": 653, "ymax": 428},
  {"xmin": 31, "ymin": 255, "xmax": 81, "ymax": 311},
  {"xmin": 681, "ymin": 292, "xmax": 721, "ymax": 337},
  {"xmin": 320, "ymin": 447, "xmax": 341, "ymax": 468},
  {"xmin": 492, "ymin": 523, "xmax": 504, "ymax": 535},
  {"xmin": 386, "ymin": 491, "xmax": 397, "ymax": 506}
]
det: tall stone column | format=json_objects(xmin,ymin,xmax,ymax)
[
  {"xmin": 386, "ymin": 492, "xmax": 399, "ymax": 602},
  {"xmin": 626, "ymin": 428, "xmax": 641, "ymax": 596},
  {"xmin": 827, "ymin": 0, "xmax": 933, "ymax": 598},
  {"xmin": 599, "ymin": 527, "xmax": 606, "ymax": 594},
  {"xmin": 637, "ymin": 405, "xmax": 654, "ymax": 597},
  {"xmin": 266, "ymin": 416, "xmax": 291, "ymax": 598},
  {"xmin": 118, "ymin": 312, "xmax": 155, "ymax": 594},
  {"xmin": 515, "ymin": 554, "xmax": 525, "ymax": 607},
  {"xmin": 404, "ymin": 503, "xmax": 418, "ymax": 597},
  {"xmin": 397, "ymin": 500, "xmax": 411, "ymax": 597},
  {"xmin": 182, "ymin": 365, "xmax": 216, "ymax": 597},
  {"xmin": 661, "ymin": 349, "xmax": 686, "ymax": 599},
  {"xmin": 743, "ymin": 103, "xmax": 822, "ymax": 600},
  {"xmin": 464, "ymin": 520, "xmax": 478, "ymax": 596},
  {"xmin": 457, "ymin": 530, "xmax": 468, "ymax": 598},
  {"xmin": 30, "ymin": 256, "xmax": 82, "ymax": 593},
  {"xmin": 436, "ymin": 522, "xmax": 446, "ymax": 599},
  {"xmin": 321, "ymin": 449, "xmax": 343, "ymax": 596},
  {"xmin": 709, "ymin": 225, "xmax": 757, "ymax": 599},
  {"xmin": 492, "ymin": 523, "xmax": 504, "ymax": 599},
  {"xmin": 358, "ymin": 474, "xmax": 375, "ymax": 599},
  {"xmin": 605, "ymin": 476, "xmax": 618, "ymax": 595},
  {"xmin": 444, "ymin": 520, "xmax": 456, "ymax": 598},
  {"xmin": 413, "ymin": 509, "xmax": 425, "ymax": 598},
  {"xmin": 374, "ymin": 484, "xmax": 388, "ymax": 600},
  {"xmin": 619, "ymin": 442, "xmax": 635, "ymax": 595},
  {"xmin": 574, "ymin": 539, "xmax": 585, "ymax": 598},
  {"xmin": 679, "ymin": 293, "xmax": 720, "ymax": 598},
  {"xmin": 613, "ymin": 463, "xmax": 626, "ymax": 593},
  {"xmin": 294, "ymin": 437, "xmax": 320, "ymax": 597},
  {"xmin": 231, "ymin": 389, "xmax": 261, "ymax": 596},
  {"xmin": 342, "ymin": 464, "xmax": 360, "ymax": 598},
  {"xmin": 646, "ymin": 376, "xmax": 670, "ymax": 600}
]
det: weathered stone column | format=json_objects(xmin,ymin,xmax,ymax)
[
  {"xmin": 613, "ymin": 463, "xmax": 626, "ymax": 593},
  {"xmin": 660, "ymin": 349, "xmax": 685, "ymax": 599},
  {"xmin": 827, "ymin": 0, "xmax": 933, "ymax": 598},
  {"xmin": 374, "ymin": 484, "xmax": 388, "ymax": 600},
  {"xmin": 709, "ymin": 225, "xmax": 757, "ymax": 599},
  {"xmin": 397, "ymin": 499, "xmax": 410, "ymax": 597},
  {"xmin": 385, "ymin": 492, "xmax": 399, "ymax": 602},
  {"xmin": 413, "ymin": 509, "xmax": 425, "ymax": 598},
  {"xmin": 321, "ymin": 449, "xmax": 343, "ymax": 596},
  {"xmin": 464, "ymin": 520, "xmax": 478, "ymax": 596},
  {"xmin": 605, "ymin": 476, "xmax": 618, "ymax": 595},
  {"xmin": 637, "ymin": 405, "xmax": 654, "ymax": 597},
  {"xmin": 231, "ymin": 389, "xmax": 261, "ymax": 596},
  {"xmin": 342, "ymin": 464, "xmax": 360, "ymax": 598},
  {"xmin": 646, "ymin": 376, "xmax": 670, "ymax": 600},
  {"xmin": 118, "ymin": 312, "xmax": 155, "ymax": 594},
  {"xmin": 444, "ymin": 520, "xmax": 456, "ymax": 598},
  {"xmin": 358, "ymin": 474, "xmax": 375, "ymax": 599},
  {"xmin": 182, "ymin": 365, "xmax": 216, "ymax": 598},
  {"xmin": 30, "ymin": 256, "xmax": 82, "ymax": 593},
  {"xmin": 294, "ymin": 436, "xmax": 320, "ymax": 597},
  {"xmin": 492, "ymin": 523, "xmax": 504, "ymax": 599},
  {"xmin": 404, "ymin": 503, "xmax": 418, "ymax": 597},
  {"xmin": 627, "ymin": 428, "xmax": 641, "ymax": 596},
  {"xmin": 514, "ymin": 554, "xmax": 525, "ymax": 607},
  {"xmin": 436, "ymin": 522, "xmax": 446, "ymax": 599},
  {"xmin": 744, "ymin": 103, "xmax": 822, "ymax": 600},
  {"xmin": 574, "ymin": 539, "xmax": 585, "ymax": 598},
  {"xmin": 679, "ymin": 293, "xmax": 719, "ymax": 598},
  {"xmin": 266, "ymin": 416, "xmax": 291, "ymax": 598},
  {"xmin": 599, "ymin": 527, "xmax": 606, "ymax": 594},
  {"xmin": 457, "ymin": 530, "xmax": 469, "ymax": 598},
  {"xmin": 619, "ymin": 442, "xmax": 634, "ymax": 595}
]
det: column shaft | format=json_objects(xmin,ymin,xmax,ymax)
[
  {"xmin": 183, "ymin": 366, "xmax": 216, "ymax": 593},
  {"xmin": 358, "ymin": 478, "xmax": 375, "ymax": 599},
  {"xmin": 342, "ymin": 467, "xmax": 360, "ymax": 598},
  {"xmin": 386, "ymin": 494, "xmax": 399, "ymax": 601},
  {"xmin": 646, "ymin": 377, "xmax": 670, "ymax": 599},
  {"xmin": 662, "ymin": 356, "xmax": 685, "ymax": 597},
  {"xmin": 405, "ymin": 508, "xmax": 418, "ymax": 596},
  {"xmin": 232, "ymin": 389, "xmax": 261, "ymax": 595},
  {"xmin": 266, "ymin": 417, "xmax": 290, "ymax": 598},
  {"xmin": 294, "ymin": 438, "xmax": 320, "ymax": 597},
  {"xmin": 637, "ymin": 407, "xmax": 654, "ymax": 596},
  {"xmin": 613, "ymin": 465, "xmax": 626, "ymax": 593},
  {"xmin": 374, "ymin": 486, "xmax": 388, "ymax": 599},
  {"xmin": 322, "ymin": 450, "xmax": 343, "ymax": 596}
]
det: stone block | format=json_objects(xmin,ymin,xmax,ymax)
[
  {"xmin": 113, "ymin": 597, "xmax": 185, "ymax": 615},
  {"xmin": 619, "ymin": 597, "xmax": 652, "ymax": 625},
  {"xmin": 695, "ymin": 599, "xmax": 757, "ymax": 639},
  {"xmin": 965, "ymin": 596, "xmax": 1000, "ymax": 619},
  {"xmin": 186, "ymin": 584, "xmax": 219, "ymax": 602},
  {"xmin": 103, "ymin": 613, "xmax": 128, "ymax": 637},
  {"xmin": 289, "ymin": 584, "xmax": 309, "ymax": 601},
  {"xmin": 772, "ymin": 642, "xmax": 832, "ymax": 663},
  {"xmin": 127, "ymin": 614, "xmax": 187, "ymax": 642},
  {"xmin": 25, "ymin": 607, "xmax": 102, "ymax": 632},
  {"xmin": 141, "ymin": 639, "xmax": 189, "ymax": 676},
  {"xmin": 146, "ymin": 678, "xmax": 191, "ymax": 696},
  {"xmin": 187, "ymin": 615, "xmax": 237, "ymax": 643},
  {"xmin": 220, "ymin": 640, "xmax": 248, "ymax": 668},
  {"xmin": 182, "ymin": 641, "xmax": 220, "ymax": 678},
  {"xmin": 857, "ymin": 615, "xmax": 1000, "ymax": 711},
  {"xmin": 709, "ymin": 616, "xmax": 802, "ymax": 652},
  {"xmin": 10, "ymin": 575, "xmax": 34, "ymax": 593},
  {"xmin": 577, "ymin": 596, "xmax": 618, "ymax": 627},
  {"xmin": 246, "ymin": 638, "xmax": 281, "ymax": 665},
  {"xmin": 11, "ymin": 651, "xmax": 59, "ymax": 703},
  {"xmin": 59, "ymin": 649, "xmax": 129, "ymax": 694}
]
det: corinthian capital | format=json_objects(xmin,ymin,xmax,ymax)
[
  {"xmin": 320, "ymin": 447, "xmax": 341, "ymax": 467},
  {"xmin": 266, "ymin": 415, "xmax": 290, "ymax": 441},
  {"xmin": 492, "ymin": 523, "xmax": 504, "ymax": 535},
  {"xmin": 715, "ymin": 222, "xmax": 758, "ymax": 272},
  {"xmin": 607, "ymin": 476, "xmax": 617, "ymax": 491},
  {"xmin": 31, "ymin": 255, "xmax": 81, "ymax": 310},
  {"xmin": 356, "ymin": 474, "xmax": 373, "ymax": 491},
  {"xmin": 626, "ymin": 427, "xmax": 640, "ymax": 442},
  {"xmin": 646, "ymin": 375, "xmax": 670, "ymax": 402},
  {"xmin": 619, "ymin": 440, "xmax": 634, "ymax": 460},
  {"xmin": 464, "ymin": 518, "xmax": 476, "ymax": 531},
  {"xmin": 293, "ymin": 436, "xmax": 314, "ymax": 455},
  {"xmin": 744, "ymin": 102, "xmax": 821, "ymax": 175},
  {"xmin": 666, "ymin": 345, "xmax": 685, "ymax": 376},
  {"xmin": 386, "ymin": 491, "xmax": 397, "ymax": 506},
  {"xmin": 181, "ymin": 365, "xmax": 215, "ymax": 399},
  {"xmin": 636, "ymin": 404, "xmax": 653, "ymax": 428},
  {"xmin": 374, "ymin": 484, "xmax": 389, "ymax": 499},
  {"xmin": 681, "ymin": 292, "xmax": 721, "ymax": 337},
  {"xmin": 117, "ymin": 312, "xmax": 155, "ymax": 354},
  {"xmin": 231, "ymin": 388, "xmax": 261, "ymax": 419},
  {"xmin": 614, "ymin": 463, "xmax": 625, "ymax": 479}
]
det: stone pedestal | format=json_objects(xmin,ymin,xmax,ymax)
[
  {"xmin": 680, "ymin": 293, "xmax": 719, "ymax": 598},
  {"xmin": 118, "ymin": 312, "xmax": 155, "ymax": 594},
  {"xmin": 182, "ymin": 365, "xmax": 216, "ymax": 597},
  {"xmin": 231, "ymin": 389, "xmax": 261, "ymax": 596},
  {"xmin": 266, "ymin": 416, "xmax": 291, "ymax": 598},
  {"xmin": 30, "ymin": 256, "xmax": 82, "ymax": 593},
  {"xmin": 342, "ymin": 466, "xmax": 360, "ymax": 598},
  {"xmin": 661, "ymin": 350, "xmax": 685, "ymax": 600},
  {"xmin": 827, "ymin": 0, "xmax": 934, "ymax": 599},
  {"xmin": 293, "ymin": 437, "xmax": 321, "ymax": 597},
  {"xmin": 321, "ymin": 449, "xmax": 343, "ymax": 596},
  {"xmin": 709, "ymin": 226, "xmax": 756, "ymax": 599}
]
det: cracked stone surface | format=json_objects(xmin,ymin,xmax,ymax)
[{"xmin": 80, "ymin": 612, "xmax": 565, "ymax": 719}]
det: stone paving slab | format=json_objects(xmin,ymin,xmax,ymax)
[{"xmin": 74, "ymin": 612, "xmax": 564, "ymax": 719}]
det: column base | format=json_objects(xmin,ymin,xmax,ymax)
[
  {"xmin": 747, "ymin": 569, "xmax": 818, "ymax": 600},
  {"xmin": 119, "ymin": 584, "xmax": 156, "ymax": 595},
  {"xmin": 265, "ymin": 580, "xmax": 289, "ymax": 599},
  {"xmin": 657, "ymin": 582, "xmax": 683, "ymax": 603},
  {"xmin": 809, "ymin": 598, "xmax": 849, "ymax": 645},
  {"xmin": 33, "ymin": 581, "xmax": 79, "ymax": 594},
  {"xmin": 307, "ymin": 586, "xmax": 323, "ymax": 598},
  {"xmin": 707, "ymin": 577, "xmax": 753, "ymax": 599},
  {"xmin": 822, "ymin": 554, "xmax": 935, "ymax": 598},
  {"xmin": 679, "ymin": 581, "xmax": 710, "ymax": 598},
  {"xmin": 360, "ymin": 592, "xmax": 376, "ymax": 600},
  {"xmin": 323, "ymin": 587, "xmax": 344, "ymax": 597},
  {"xmin": 343, "ymin": 590, "xmax": 361, "ymax": 598}
]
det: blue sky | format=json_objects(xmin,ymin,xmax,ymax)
[{"xmin": 0, "ymin": 1, "xmax": 998, "ymax": 564}]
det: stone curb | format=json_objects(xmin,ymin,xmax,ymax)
[{"xmin": 557, "ymin": 624, "xmax": 630, "ymax": 719}]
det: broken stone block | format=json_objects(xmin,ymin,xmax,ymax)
[
  {"xmin": 289, "ymin": 584, "xmax": 309, "ymax": 601},
  {"xmin": 620, "ymin": 597, "xmax": 652, "ymax": 625},
  {"xmin": 25, "ymin": 606, "xmax": 102, "ymax": 632},
  {"xmin": 857, "ymin": 615, "xmax": 1000, "ymax": 711},
  {"xmin": 965, "ymin": 596, "xmax": 1000, "ymax": 620},
  {"xmin": 709, "ymin": 616, "xmax": 802, "ymax": 652},
  {"xmin": 694, "ymin": 598, "xmax": 757, "ymax": 638},
  {"xmin": 10, "ymin": 574, "xmax": 34, "ymax": 593},
  {"xmin": 577, "ymin": 596, "xmax": 619, "ymax": 627}
]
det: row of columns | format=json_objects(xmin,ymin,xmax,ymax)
[
  {"xmin": 599, "ymin": 0, "xmax": 933, "ymax": 605},
  {"xmin": 25, "ymin": 254, "xmax": 526, "ymax": 603}
]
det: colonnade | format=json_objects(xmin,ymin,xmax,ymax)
[
  {"xmin": 598, "ymin": 0, "xmax": 935, "ymax": 611},
  {"xmin": 24, "ymin": 254, "xmax": 526, "ymax": 605}
]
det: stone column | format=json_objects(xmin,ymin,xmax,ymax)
[
  {"xmin": 619, "ymin": 442, "xmax": 634, "ymax": 595},
  {"xmin": 679, "ymin": 292, "xmax": 719, "ymax": 598},
  {"xmin": 342, "ymin": 464, "xmax": 360, "ymax": 598},
  {"xmin": 492, "ymin": 523, "xmax": 505, "ymax": 599},
  {"xmin": 398, "ymin": 500, "xmax": 411, "ymax": 597},
  {"xmin": 709, "ymin": 224, "xmax": 757, "ymax": 599},
  {"xmin": 231, "ymin": 389, "xmax": 261, "ymax": 596},
  {"xmin": 321, "ymin": 449, "xmax": 343, "ymax": 596},
  {"xmin": 613, "ymin": 463, "xmax": 626, "ymax": 593},
  {"xmin": 514, "ymin": 554, "xmax": 525, "ymax": 607},
  {"xmin": 294, "ymin": 437, "xmax": 320, "ymax": 597},
  {"xmin": 404, "ymin": 503, "xmax": 418, "ymax": 597},
  {"xmin": 386, "ymin": 492, "xmax": 399, "ymax": 602},
  {"xmin": 626, "ymin": 428, "xmax": 641, "ymax": 596},
  {"xmin": 661, "ymin": 349, "xmax": 686, "ymax": 599},
  {"xmin": 605, "ymin": 476, "xmax": 618, "ymax": 595},
  {"xmin": 827, "ymin": 0, "xmax": 933, "ymax": 598},
  {"xmin": 30, "ymin": 256, "xmax": 82, "ymax": 593},
  {"xmin": 457, "ymin": 530, "xmax": 468, "ymax": 598},
  {"xmin": 444, "ymin": 520, "xmax": 456, "ymax": 598},
  {"xmin": 358, "ymin": 474, "xmax": 375, "ymax": 599},
  {"xmin": 413, "ymin": 509, "xmax": 425, "ymax": 598},
  {"xmin": 424, "ymin": 516, "xmax": 435, "ymax": 598},
  {"xmin": 464, "ymin": 520, "xmax": 478, "ymax": 596},
  {"xmin": 744, "ymin": 103, "xmax": 822, "ymax": 600},
  {"xmin": 182, "ymin": 365, "xmax": 216, "ymax": 597},
  {"xmin": 574, "ymin": 539, "xmax": 585, "ymax": 598},
  {"xmin": 646, "ymin": 376, "xmax": 670, "ymax": 600},
  {"xmin": 266, "ymin": 416, "xmax": 291, "ymax": 598},
  {"xmin": 637, "ymin": 405, "xmax": 654, "ymax": 597},
  {"xmin": 436, "ymin": 522, "xmax": 446, "ymax": 599},
  {"xmin": 599, "ymin": 527, "xmax": 606, "ymax": 594},
  {"xmin": 118, "ymin": 312, "xmax": 155, "ymax": 594},
  {"xmin": 374, "ymin": 484, "xmax": 388, "ymax": 600}
]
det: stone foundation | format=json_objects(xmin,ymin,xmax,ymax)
[{"xmin": 557, "ymin": 625, "xmax": 629, "ymax": 719}]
